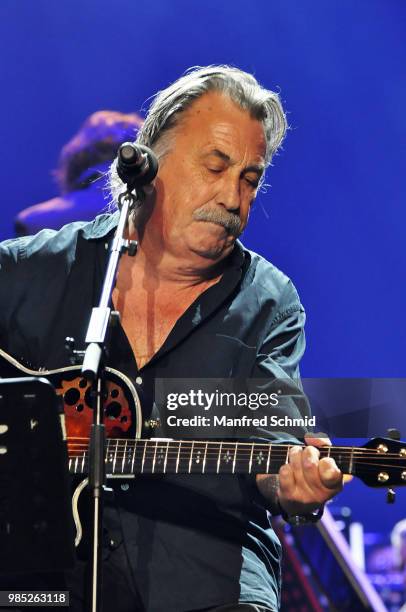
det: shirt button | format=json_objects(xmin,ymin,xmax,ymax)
[
  {"xmin": 135, "ymin": 376, "xmax": 143, "ymax": 385},
  {"xmin": 121, "ymin": 483, "xmax": 129, "ymax": 491}
]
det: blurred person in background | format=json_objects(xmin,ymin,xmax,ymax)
[
  {"xmin": 392, "ymin": 519, "xmax": 406, "ymax": 609},
  {"xmin": 15, "ymin": 110, "xmax": 143, "ymax": 236}
]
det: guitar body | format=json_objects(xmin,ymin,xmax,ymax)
[
  {"xmin": 0, "ymin": 347, "xmax": 142, "ymax": 548},
  {"xmin": 0, "ymin": 347, "xmax": 142, "ymax": 440}
]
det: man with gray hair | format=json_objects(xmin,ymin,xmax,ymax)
[{"xmin": 0, "ymin": 65, "xmax": 342, "ymax": 611}]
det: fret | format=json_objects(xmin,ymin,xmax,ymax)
[
  {"xmin": 106, "ymin": 440, "xmax": 113, "ymax": 465},
  {"xmin": 141, "ymin": 440, "xmax": 147, "ymax": 473},
  {"xmin": 134, "ymin": 440, "xmax": 151, "ymax": 474},
  {"xmin": 203, "ymin": 442, "xmax": 208, "ymax": 474},
  {"xmin": 248, "ymin": 444, "xmax": 254, "ymax": 474},
  {"xmin": 163, "ymin": 440, "xmax": 178, "ymax": 474},
  {"xmin": 104, "ymin": 441, "xmax": 110, "ymax": 472},
  {"xmin": 218, "ymin": 442, "xmax": 236, "ymax": 474},
  {"xmin": 155, "ymin": 443, "xmax": 167, "ymax": 473},
  {"xmin": 106, "ymin": 440, "xmax": 115, "ymax": 474},
  {"xmin": 112, "ymin": 439, "xmax": 118, "ymax": 474},
  {"xmin": 266, "ymin": 445, "xmax": 271, "ymax": 474},
  {"xmin": 329, "ymin": 446, "xmax": 349, "ymax": 474},
  {"xmin": 152, "ymin": 440, "xmax": 158, "ymax": 473},
  {"xmin": 74, "ymin": 456, "xmax": 79, "ymax": 474},
  {"xmin": 188, "ymin": 441, "xmax": 195, "ymax": 474},
  {"xmin": 130, "ymin": 440, "xmax": 137, "ymax": 474},
  {"xmin": 177, "ymin": 441, "xmax": 193, "ymax": 473},
  {"xmin": 232, "ymin": 443, "xmax": 238, "ymax": 474},
  {"xmin": 251, "ymin": 445, "xmax": 267, "ymax": 473},
  {"xmin": 189, "ymin": 442, "xmax": 206, "ymax": 473},
  {"xmin": 285, "ymin": 445, "xmax": 290, "ymax": 464},
  {"xmin": 205, "ymin": 442, "xmax": 221, "ymax": 473},
  {"xmin": 163, "ymin": 441, "xmax": 169, "ymax": 474},
  {"xmin": 235, "ymin": 442, "xmax": 251, "ymax": 474},
  {"xmin": 127, "ymin": 440, "xmax": 133, "ymax": 473},
  {"xmin": 217, "ymin": 442, "xmax": 222, "ymax": 474},
  {"xmin": 176, "ymin": 441, "xmax": 181, "ymax": 474},
  {"xmin": 69, "ymin": 458, "xmax": 72, "ymax": 473},
  {"xmin": 348, "ymin": 447, "xmax": 354, "ymax": 474},
  {"xmin": 81, "ymin": 451, "xmax": 86, "ymax": 474},
  {"xmin": 121, "ymin": 439, "xmax": 128, "ymax": 474}
]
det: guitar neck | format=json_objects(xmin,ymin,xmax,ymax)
[{"xmin": 68, "ymin": 438, "xmax": 357, "ymax": 477}]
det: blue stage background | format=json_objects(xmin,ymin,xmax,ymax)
[{"xmin": 1, "ymin": 1, "xmax": 405, "ymax": 532}]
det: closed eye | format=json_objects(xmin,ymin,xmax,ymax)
[{"xmin": 245, "ymin": 177, "xmax": 259, "ymax": 188}]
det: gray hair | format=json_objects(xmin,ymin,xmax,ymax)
[
  {"xmin": 138, "ymin": 65, "xmax": 287, "ymax": 165},
  {"xmin": 109, "ymin": 65, "xmax": 287, "ymax": 205}
]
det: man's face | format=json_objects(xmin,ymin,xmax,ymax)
[{"xmin": 148, "ymin": 91, "xmax": 266, "ymax": 263}]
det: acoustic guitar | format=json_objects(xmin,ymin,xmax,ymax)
[{"xmin": 1, "ymin": 347, "xmax": 405, "ymax": 546}]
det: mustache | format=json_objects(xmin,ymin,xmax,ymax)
[{"xmin": 192, "ymin": 206, "xmax": 241, "ymax": 237}]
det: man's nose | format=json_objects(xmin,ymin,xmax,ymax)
[{"xmin": 218, "ymin": 177, "xmax": 241, "ymax": 214}]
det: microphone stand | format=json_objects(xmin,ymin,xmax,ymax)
[{"xmin": 80, "ymin": 188, "xmax": 138, "ymax": 612}]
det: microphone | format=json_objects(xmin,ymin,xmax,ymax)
[{"xmin": 116, "ymin": 142, "xmax": 158, "ymax": 188}]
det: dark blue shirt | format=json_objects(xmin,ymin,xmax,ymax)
[{"xmin": 0, "ymin": 213, "xmax": 306, "ymax": 611}]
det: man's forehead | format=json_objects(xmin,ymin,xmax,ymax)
[{"xmin": 179, "ymin": 92, "xmax": 266, "ymax": 161}]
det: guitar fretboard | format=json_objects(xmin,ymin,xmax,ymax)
[{"xmin": 68, "ymin": 438, "xmax": 355, "ymax": 476}]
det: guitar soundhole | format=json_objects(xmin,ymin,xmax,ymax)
[
  {"xmin": 105, "ymin": 401, "xmax": 121, "ymax": 419},
  {"xmin": 84, "ymin": 387, "xmax": 93, "ymax": 407},
  {"xmin": 64, "ymin": 388, "xmax": 80, "ymax": 406},
  {"xmin": 76, "ymin": 404, "xmax": 84, "ymax": 412},
  {"xmin": 111, "ymin": 389, "xmax": 119, "ymax": 398}
]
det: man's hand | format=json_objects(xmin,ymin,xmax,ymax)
[{"xmin": 256, "ymin": 435, "xmax": 343, "ymax": 516}]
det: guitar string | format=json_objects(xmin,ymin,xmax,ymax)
[
  {"xmin": 66, "ymin": 460, "xmax": 406, "ymax": 473},
  {"xmin": 67, "ymin": 457, "xmax": 406, "ymax": 469},
  {"xmin": 66, "ymin": 445, "xmax": 406, "ymax": 460},
  {"xmin": 66, "ymin": 449, "xmax": 406, "ymax": 462},
  {"xmin": 65, "ymin": 442, "xmax": 406, "ymax": 460},
  {"xmin": 66, "ymin": 452, "xmax": 406, "ymax": 470},
  {"xmin": 66, "ymin": 451, "xmax": 405, "ymax": 466},
  {"xmin": 65, "ymin": 437, "xmax": 406, "ymax": 456}
]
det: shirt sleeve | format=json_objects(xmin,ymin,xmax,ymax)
[
  {"xmin": 245, "ymin": 279, "xmax": 311, "ymax": 444},
  {"xmin": 0, "ymin": 238, "xmax": 25, "ymax": 353},
  {"xmin": 245, "ymin": 280, "xmax": 311, "ymax": 512},
  {"xmin": 256, "ymin": 279, "xmax": 306, "ymax": 382}
]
